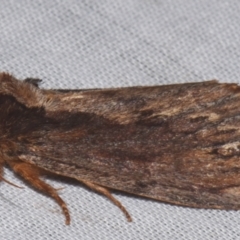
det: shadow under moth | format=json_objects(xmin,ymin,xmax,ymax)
[{"xmin": 1, "ymin": 72, "xmax": 240, "ymax": 225}]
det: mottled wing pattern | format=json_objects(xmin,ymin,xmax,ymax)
[{"xmin": 5, "ymin": 80, "xmax": 240, "ymax": 210}]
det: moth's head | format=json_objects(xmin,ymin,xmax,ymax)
[
  {"xmin": 0, "ymin": 72, "xmax": 17, "ymax": 86},
  {"xmin": 0, "ymin": 72, "xmax": 44, "ymax": 108},
  {"xmin": 0, "ymin": 72, "xmax": 25, "ymax": 99}
]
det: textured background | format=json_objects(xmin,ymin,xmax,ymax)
[{"xmin": 1, "ymin": 1, "xmax": 240, "ymax": 239}]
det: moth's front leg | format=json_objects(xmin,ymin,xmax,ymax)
[
  {"xmin": 0, "ymin": 156, "xmax": 4, "ymax": 182},
  {"xmin": 7, "ymin": 159, "xmax": 71, "ymax": 225}
]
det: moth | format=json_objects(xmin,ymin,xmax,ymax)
[{"xmin": 1, "ymin": 72, "xmax": 240, "ymax": 225}]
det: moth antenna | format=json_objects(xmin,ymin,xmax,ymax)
[{"xmin": 24, "ymin": 78, "xmax": 42, "ymax": 87}]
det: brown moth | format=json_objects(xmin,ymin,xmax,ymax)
[{"xmin": 1, "ymin": 72, "xmax": 240, "ymax": 225}]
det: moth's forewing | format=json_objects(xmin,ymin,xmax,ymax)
[{"xmin": 11, "ymin": 80, "xmax": 240, "ymax": 210}]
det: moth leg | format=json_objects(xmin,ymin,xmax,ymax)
[
  {"xmin": 7, "ymin": 160, "xmax": 71, "ymax": 225},
  {"xmin": 0, "ymin": 175, "xmax": 23, "ymax": 188},
  {"xmin": 0, "ymin": 157, "xmax": 22, "ymax": 188},
  {"xmin": 0, "ymin": 157, "xmax": 3, "ymax": 181},
  {"xmin": 0, "ymin": 158, "xmax": 5, "ymax": 183},
  {"xmin": 80, "ymin": 179, "xmax": 132, "ymax": 222}
]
